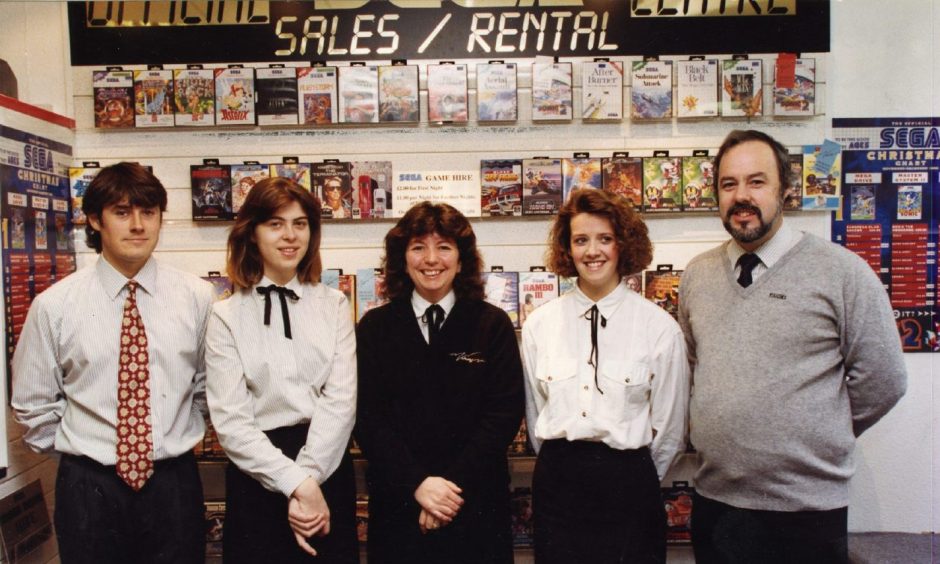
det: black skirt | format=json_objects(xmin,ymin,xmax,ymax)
[
  {"xmin": 223, "ymin": 423, "xmax": 359, "ymax": 564},
  {"xmin": 532, "ymin": 440, "xmax": 666, "ymax": 564}
]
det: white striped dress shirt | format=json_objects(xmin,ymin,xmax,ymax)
[
  {"xmin": 205, "ymin": 277, "xmax": 356, "ymax": 497},
  {"xmin": 12, "ymin": 256, "xmax": 215, "ymax": 464}
]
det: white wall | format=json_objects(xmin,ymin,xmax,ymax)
[
  {"xmin": 1, "ymin": 0, "xmax": 936, "ymax": 535},
  {"xmin": 830, "ymin": 0, "xmax": 939, "ymax": 534},
  {"xmin": 0, "ymin": 1, "xmax": 73, "ymax": 116}
]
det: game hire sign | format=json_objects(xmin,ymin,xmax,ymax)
[{"xmin": 69, "ymin": 1, "xmax": 829, "ymax": 65}]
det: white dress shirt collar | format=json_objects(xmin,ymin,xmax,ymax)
[
  {"xmin": 411, "ymin": 289, "xmax": 456, "ymax": 320},
  {"xmin": 252, "ymin": 275, "xmax": 305, "ymax": 303},
  {"xmin": 572, "ymin": 280, "xmax": 629, "ymax": 320},
  {"xmin": 727, "ymin": 222, "xmax": 803, "ymax": 271},
  {"xmin": 96, "ymin": 255, "xmax": 158, "ymax": 300}
]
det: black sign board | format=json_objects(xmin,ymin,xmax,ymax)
[{"xmin": 68, "ymin": 1, "xmax": 829, "ymax": 66}]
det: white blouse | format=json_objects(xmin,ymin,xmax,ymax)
[
  {"xmin": 205, "ymin": 277, "xmax": 356, "ymax": 497},
  {"xmin": 521, "ymin": 282, "xmax": 690, "ymax": 479}
]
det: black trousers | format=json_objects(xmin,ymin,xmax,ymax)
[
  {"xmin": 691, "ymin": 492, "xmax": 849, "ymax": 564},
  {"xmin": 223, "ymin": 423, "xmax": 359, "ymax": 564},
  {"xmin": 532, "ymin": 440, "xmax": 666, "ymax": 564},
  {"xmin": 54, "ymin": 452, "xmax": 204, "ymax": 564}
]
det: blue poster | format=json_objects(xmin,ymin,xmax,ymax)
[{"xmin": 832, "ymin": 117, "xmax": 940, "ymax": 352}]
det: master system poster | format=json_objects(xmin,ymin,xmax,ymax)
[{"xmin": 831, "ymin": 117, "xmax": 940, "ymax": 352}]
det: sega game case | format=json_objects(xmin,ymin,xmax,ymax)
[
  {"xmin": 214, "ymin": 67, "xmax": 256, "ymax": 126},
  {"xmin": 784, "ymin": 153, "xmax": 804, "ymax": 210},
  {"xmin": 378, "ymin": 65, "xmax": 420, "ymax": 123},
  {"xmin": 522, "ymin": 158, "xmax": 562, "ymax": 215},
  {"xmin": 68, "ymin": 166, "xmax": 99, "ymax": 225},
  {"xmin": 681, "ymin": 156, "xmax": 717, "ymax": 211},
  {"xmin": 427, "ymin": 64, "xmax": 469, "ymax": 123},
  {"xmin": 311, "ymin": 161, "xmax": 353, "ymax": 219},
  {"xmin": 518, "ymin": 271, "xmax": 558, "ymax": 327},
  {"xmin": 562, "ymin": 157, "xmax": 602, "ymax": 203},
  {"xmin": 204, "ymin": 502, "xmax": 226, "ymax": 556},
  {"xmin": 270, "ymin": 163, "xmax": 313, "ymax": 193},
  {"xmin": 644, "ymin": 269, "xmax": 683, "ymax": 320},
  {"xmin": 676, "ymin": 60, "xmax": 719, "ymax": 119},
  {"xmin": 349, "ymin": 161, "xmax": 393, "ymax": 219},
  {"xmin": 338, "ymin": 66, "xmax": 379, "ymax": 124},
  {"xmin": 631, "ymin": 60, "xmax": 673, "ymax": 120},
  {"xmin": 721, "ymin": 59, "xmax": 763, "ymax": 117},
  {"xmin": 774, "ymin": 58, "xmax": 815, "ymax": 117},
  {"xmin": 230, "ymin": 164, "xmax": 269, "ymax": 216},
  {"xmin": 297, "ymin": 66, "xmax": 338, "ymax": 125},
  {"xmin": 173, "ymin": 68, "xmax": 216, "ymax": 126},
  {"xmin": 531, "ymin": 62, "xmax": 573, "ymax": 121},
  {"xmin": 133, "ymin": 69, "xmax": 174, "ymax": 128},
  {"xmin": 483, "ymin": 271, "xmax": 520, "ymax": 328},
  {"xmin": 643, "ymin": 157, "xmax": 683, "ymax": 212},
  {"xmin": 477, "ymin": 63, "xmax": 518, "ymax": 122},
  {"xmin": 93, "ymin": 69, "xmax": 135, "ymax": 128},
  {"xmin": 480, "ymin": 159, "xmax": 523, "ymax": 217},
  {"xmin": 582, "ymin": 61, "xmax": 624, "ymax": 121},
  {"xmin": 356, "ymin": 268, "xmax": 389, "ymax": 321},
  {"xmin": 256, "ymin": 67, "xmax": 299, "ymax": 126},
  {"xmin": 602, "ymin": 156, "xmax": 643, "ymax": 209},
  {"xmin": 190, "ymin": 164, "xmax": 232, "ymax": 221}
]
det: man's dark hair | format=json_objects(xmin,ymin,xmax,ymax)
[
  {"xmin": 713, "ymin": 129, "xmax": 791, "ymax": 198},
  {"xmin": 82, "ymin": 162, "xmax": 168, "ymax": 253}
]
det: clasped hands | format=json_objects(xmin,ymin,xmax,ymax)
[
  {"xmin": 288, "ymin": 477, "xmax": 330, "ymax": 556},
  {"xmin": 415, "ymin": 476, "xmax": 464, "ymax": 534}
]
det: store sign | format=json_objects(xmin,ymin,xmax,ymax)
[{"xmin": 68, "ymin": 1, "xmax": 829, "ymax": 65}]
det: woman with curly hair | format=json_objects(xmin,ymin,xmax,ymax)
[
  {"xmin": 355, "ymin": 201, "xmax": 524, "ymax": 564},
  {"xmin": 522, "ymin": 189, "xmax": 690, "ymax": 563}
]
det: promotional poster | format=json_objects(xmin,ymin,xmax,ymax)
[{"xmin": 832, "ymin": 117, "xmax": 940, "ymax": 352}]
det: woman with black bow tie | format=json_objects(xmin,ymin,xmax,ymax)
[
  {"xmin": 355, "ymin": 202, "xmax": 524, "ymax": 564},
  {"xmin": 205, "ymin": 177, "xmax": 358, "ymax": 563},
  {"xmin": 522, "ymin": 189, "xmax": 690, "ymax": 564}
]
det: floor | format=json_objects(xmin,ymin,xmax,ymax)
[
  {"xmin": 664, "ymin": 534, "xmax": 939, "ymax": 564},
  {"xmin": 34, "ymin": 533, "xmax": 940, "ymax": 563},
  {"xmin": 512, "ymin": 534, "xmax": 938, "ymax": 564}
]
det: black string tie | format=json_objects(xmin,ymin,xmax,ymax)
[
  {"xmin": 423, "ymin": 304, "xmax": 444, "ymax": 345},
  {"xmin": 257, "ymin": 284, "xmax": 300, "ymax": 339},
  {"xmin": 583, "ymin": 305, "xmax": 607, "ymax": 394}
]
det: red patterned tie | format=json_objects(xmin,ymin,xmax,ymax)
[{"xmin": 116, "ymin": 280, "xmax": 154, "ymax": 491}]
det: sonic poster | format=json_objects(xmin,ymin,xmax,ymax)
[{"xmin": 831, "ymin": 117, "xmax": 940, "ymax": 352}]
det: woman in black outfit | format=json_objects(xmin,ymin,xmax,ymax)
[{"xmin": 355, "ymin": 201, "xmax": 525, "ymax": 564}]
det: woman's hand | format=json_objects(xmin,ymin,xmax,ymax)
[
  {"xmin": 414, "ymin": 476, "xmax": 464, "ymax": 524},
  {"xmin": 288, "ymin": 477, "xmax": 330, "ymax": 555}
]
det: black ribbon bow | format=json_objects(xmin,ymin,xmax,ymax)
[
  {"xmin": 257, "ymin": 284, "xmax": 300, "ymax": 339},
  {"xmin": 584, "ymin": 305, "xmax": 607, "ymax": 394}
]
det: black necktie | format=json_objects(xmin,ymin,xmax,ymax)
[
  {"xmin": 583, "ymin": 305, "xmax": 607, "ymax": 394},
  {"xmin": 424, "ymin": 304, "xmax": 444, "ymax": 345},
  {"xmin": 257, "ymin": 284, "xmax": 300, "ymax": 339},
  {"xmin": 737, "ymin": 253, "xmax": 761, "ymax": 288}
]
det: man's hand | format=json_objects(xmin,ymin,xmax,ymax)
[{"xmin": 288, "ymin": 477, "xmax": 330, "ymax": 556}]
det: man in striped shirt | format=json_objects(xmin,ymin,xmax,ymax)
[{"xmin": 12, "ymin": 162, "xmax": 215, "ymax": 564}]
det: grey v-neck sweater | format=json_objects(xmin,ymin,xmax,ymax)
[{"xmin": 678, "ymin": 233, "xmax": 906, "ymax": 511}]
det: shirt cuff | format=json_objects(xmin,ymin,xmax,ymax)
[{"xmin": 277, "ymin": 465, "xmax": 314, "ymax": 498}]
